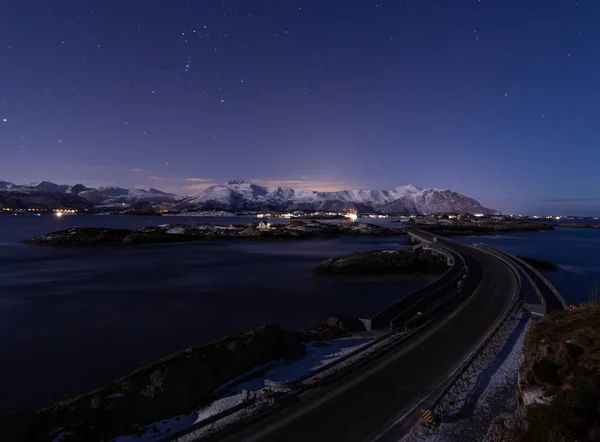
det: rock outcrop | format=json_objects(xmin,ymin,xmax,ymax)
[
  {"xmin": 313, "ymin": 249, "xmax": 447, "ymax": 276},
  {"xmin": 517, "ymin": 256, "xmax": 557, "ymax": 272},
  {"xmin": 301, "ymin": 316, "xmax": 367, "ymax": 341},
  {"xmin": 25, "ymin": 221, "xmax": 404, "ymax": 246},
  {"xmin": 486, "ymin": 303, "xmax": 600, "ymax": 441},
  {"xmin": 25, "ymin": 227, "xmax": 133, "ymax": 245},
  {"xmin": 0, "ymin": 325, "xmax": 305, "ymax": 442}
]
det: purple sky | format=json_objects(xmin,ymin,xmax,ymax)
[{"xmin": 1, "ymin": 1, "xmax": 599, "ymax": 215}]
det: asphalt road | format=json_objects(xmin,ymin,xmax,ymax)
[
  {"xmin": 492, "ymin": 248, "xmax": 565, "ymax": 312},
  {"xmin": 220, "ymin": 236, "xmax": 517, "ymax": 442}
]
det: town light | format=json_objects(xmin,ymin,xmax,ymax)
[{"xmin": 55, "ymin": 212, "xmax": 63, "ymax": 218}]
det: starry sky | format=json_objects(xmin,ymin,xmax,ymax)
[{"xmin": 1, "ymin": 1, "xmax": 599, "ymax": 215}]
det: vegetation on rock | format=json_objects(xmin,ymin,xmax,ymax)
[{"xmin": 517, "ymin": 303, "xmax": 600, "ymax": 441}]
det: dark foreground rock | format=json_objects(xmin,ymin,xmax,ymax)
[
  {"xmin": 25, "ymin": 221, "xmax": 404, "ymax": 246},
  {"xmin": 313, "ymin": 249, "xmax": 447, "ymax": 276},
  {"xmin": 301, "ymin": 316, "xmax": 367, "ymax": 341},
  {"xmin": 517, "ymin": 256, "xmax": 557, "ymax": 271},
  {"xmin": 0, "ymin": 324, "xmax": 305, "ymax": 442},
  {"xmin": 25, "ymin": 227, "xmax": 133, "ymax": 245}
]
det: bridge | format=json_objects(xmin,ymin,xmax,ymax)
[{"xmin": 180, "ymin": 229, "xmax": 564, "ymax": 442}]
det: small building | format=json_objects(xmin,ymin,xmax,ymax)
[{"xmin": 257, "ymin": 221, "xmax": 270, "ymax": 230}]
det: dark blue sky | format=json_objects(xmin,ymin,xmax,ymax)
[{"xmin": 0, "ymin": 1, "xmax": 598, "ymax": 214}]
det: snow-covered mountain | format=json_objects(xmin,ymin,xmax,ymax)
[
  {"xmin": 379, "ymin": 188, "xmax": 495, "ymax": 214},
  {"xmin": 0, "ymin": 181, "xmax": 16, "ymax": 190},
  {"xmin": 0, "ymin": 178, "xmax": 497, "ymax": 214},
  {"xmin": 187, "ymin": 180, "xmax": 497, "ymax": 214},
  {"xmin": 77, "ymin": 187, "xmax": 177, "ymax": 205},
  {"xmin": 28, "ymin": 181, "xmax": 70, "ymax": 194},
  {"xmin": 0, "ymin": 181, "xmax": 178, "ymax": 208}
]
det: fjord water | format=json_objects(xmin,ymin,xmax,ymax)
[
  {"xmin": 0, "ymin": 215, "xmax": 415, "ymax": 413},
  {"xmin": 1, "ymin": 216, "xmax": 597, "ymax": 414},
  {"xmin": 452, "ymin": 222, "xmax": 600, "ymax": 306}
]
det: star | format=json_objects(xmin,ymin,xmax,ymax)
[{"xmin": 2, "ymin": 118, "xmax": 7, "ymax": 122}]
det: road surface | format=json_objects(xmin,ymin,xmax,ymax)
[{"xmin": 219, "ymin": 236, "xmax": 517, "ymax": 442}]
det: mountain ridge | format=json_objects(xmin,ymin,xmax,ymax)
[
  {"xmin": 0, "ymin": 179, "xmax": 498, "ymax": 214},
  {"xmin": 188, "ymin": 180, "xmax": 498, "ymax": 214}
]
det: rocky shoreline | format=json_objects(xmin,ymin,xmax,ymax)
[
  {"xmin": 0, "ymin": 317, "xmax": 368, "ymax": 442},
  {"xmin": 558, "ymin": 223, "xmax": 600, "ymax": 229},
  {"xmin": 24, "ymin": 221, "xmax": 404, "ymax": 246}
]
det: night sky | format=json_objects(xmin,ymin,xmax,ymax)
[{"xmin": 1, "ymin": 1, "xmax": 599, "ymax": 215}]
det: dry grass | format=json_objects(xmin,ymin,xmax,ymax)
[{"xmin": 519, "ymin": 302, "xmax": 600, "ymax": 441}]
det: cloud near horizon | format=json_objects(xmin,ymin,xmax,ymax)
[{"xmin": 185, "ymin": 178, "xmax": 214, "ymax": 182}]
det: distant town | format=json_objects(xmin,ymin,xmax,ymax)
[{"xmin": 1, "ymin": 205, "xmax": 599, "ymax": 222}]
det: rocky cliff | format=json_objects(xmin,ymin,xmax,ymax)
[{"xmin": 485, "ymin": 303, "xmax": 600, "ymax": 442}]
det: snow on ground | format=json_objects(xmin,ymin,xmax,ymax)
[
  {"xmin": 108, "ymin": 336, "xmax": 373, "ymax": 442},
  {"xmin": 218, "ymin": 337, "xmax": 374, "ymax": 394},
  {"xmin": 166, "ymin": 227, "xmax": 186, "ymax": 234},
  {"xmin": 403, "ymin": 311, "xmax": 532, "ymax": 442}
]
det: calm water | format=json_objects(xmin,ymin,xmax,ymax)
[
  {"xmin": 2, "ymin": 215, "xmax": 598, "ymax": 414},
  {"xmin": 452, "ymin": 221, "xmax": 600, "ymax": 306},
  {"xmin": 0, "ymin": 214, "xmax": 414, "ymax": 413}
]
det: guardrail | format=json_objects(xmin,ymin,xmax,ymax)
[
  {"xmin": 360, "ymin": 245, "xmax": 459, "ymax": 330},
  {"xmin": 424, "ymin": 244, "xmax": 522, "ymax": 414},
  {"xmin": 475, "ymin": 244, "xmax": 546, "ymax": 313},
  {"xmin": 389, "ymin": 248, "xmax": 467, "ymax": 330},
  {"xmin": 392, "ymin": 229, "xmax": 469, "ymax": 327},
  {"xmin": 496, "ymin": 250, "xmax": 566, "ymax": 311},
  {"xmin": 163, "ymin": 232, "xmax": 475, "ymax": 442}
]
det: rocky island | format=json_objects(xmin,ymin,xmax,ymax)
[
  {"xmin": 24, "ymin": 220, "xmax": 404, "ymax": 246},
  {"xmin": 517, "ymin": 256, "xmax": 557, "ymax": 272},
  {"xmin": 314, "ymin": 249, "xmax": 448, "ymax": 275},
  {"xmin": 413, "ymin": 219, "xmax": 554, "ymax": 236}
]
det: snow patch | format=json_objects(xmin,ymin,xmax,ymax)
[{"xmin": 166, "ymin": 227, "xmax": 186, "ymax": 235}]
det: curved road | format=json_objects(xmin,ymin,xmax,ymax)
[{"xmin": 218, "ymin": 234, "xmax": 517, "ymax": 442}]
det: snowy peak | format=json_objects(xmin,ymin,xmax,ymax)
[
  {"xmin": 187, "ymin": 180, "xmax": 497, "ymax": 214},
  {"xmin": 393, "ymin": 184, "xmax": 421, "ymax": 194},
  {"xmin": 227, "ymin": 179, "xmax": 250, "ymax": 185},
  {"xmin": 29, "ymin": 181, "xmax": 70, "ymax": 193},
  {"xmin": 0, "ymin": 180, "xmax": 179, "ymax": 207},
  {"xmin": 65, "ymin": 184, "xmax": 89, "ymax": 194},
  {"xmin": 380, "ymin": 188, "xmax": 497, "ymax": 215}
]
